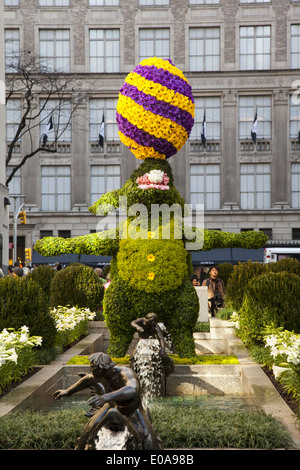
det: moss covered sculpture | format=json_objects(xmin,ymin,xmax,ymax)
[{"xmin": 34, "ymin": 58, "xmax": 268, "ymax": 357}]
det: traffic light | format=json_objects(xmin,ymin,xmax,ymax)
[
  {"xmin": 19, "ymin": 210, "xmax": 27, "ymax": 224},
  {"xmin": 25, "ymin": 248, "xmax": 32, "ymax": 261}
]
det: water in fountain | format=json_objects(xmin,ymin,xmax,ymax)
[
  {"xmin": 95, "ymin": 426, "xmax": 131, "ymax": 450},
  {"xmin": 131, "ymin": 338, "xmax": 164, "ymax": 407}
]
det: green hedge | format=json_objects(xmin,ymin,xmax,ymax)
[
  {"xmin": 0, "ymin": 277, "xmax": 56, "ymax": 350},
  {"xmin": 50, "ymin": 264, "xmax": 104, "ymax": 312},
  {"xmin": 237, "ymin": 271, "xmax": 300, "ymax": 345}
]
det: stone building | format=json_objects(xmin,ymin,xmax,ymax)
[
  {"xmin": 1, "ymin": 0, "xmax": 10, "ymax": 271},
  {"xmin": 3, "ymin": 0, "xmax": 300, "ymax": 266}
]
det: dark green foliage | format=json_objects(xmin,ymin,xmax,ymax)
[
  {"xmin": 268, "ymin": 257, "xmax": 300, "ymax": 276},
  {"xmin": 104, "ymin": 276, "xmax": 199, "ymax": 358},
  {"xmin": 225, "ymin": 261, "xmax": 268, "ymax": 310},
  {"xmin": 0, "ymin": 406, "xmax": 292, "ymax": 450},
  {"xmin": 26, "ymin": 265, "xmax": 56, "ymax": 301},
  {"xmin": 238, "ymin": 272, "xmax": 300, "ymax": 345},
  {"xmin": 50, "ymin": 264, "xmax": 104, "ymax": 311},
  {"xmin": 0, "ymin": 277, "xmax": 56, "ymax": 350},
  {"xmin": 217, "ymin": 263, "xmax": 234, "ymax": 287}
]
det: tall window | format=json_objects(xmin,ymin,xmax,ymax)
[
  {"xmin": 91, "ymin": 165, "xmax": 121, "ymax": 204},
  {"xmin": 139, "ymin": 28, "xmax": 170, "ymax": 61},
  {"xmin": 239, "ymin": 96, "xmax": 271, "ymax": 140},
  {"xmin": 41, "ymin": 166, "xmax": 71, "ymax": 211},
  {"xmin": 7, "ymin": 168, "xmax": 21, "ymax": 196},
  {"xmin": 291, "ymin": 163, "xmax": 300, "ymax": 208},
  {"xmin": 189, "ymin": 27, "xmax": 220, "ymax": 71},
  {"xmin": 40, "ymin": 99, "xmax": 72, "ymax": 143},
  {"xmin": 89, "ymin": 29, "xmax": 120, "ymax": 73},
  {"xmin": 240, "ymin": 26, "xmax": 271, "ymax": 70},
  {"xmin": 291, "ymin": 25, "xmax": 300, "ymax": 69},
  {"xmin": 39, "ymin": 29, "xmax": 70, "ymax": 72},
  {"xmin": 89, "ymin": 0, "xmax": 119, "ymax": 5},
  {"xmin": 190, "ymin": 164, "xmax": 220, "ymax": 210},
  {"xmin": 139, "ymin": 0, "xmax": 169, "ymax": 5},
  {"xmin": 240, "ymin": 163, "xmax": 271, "ymax": 209},
  {"xmin": 240, "ymin": 0, "xmax": 270, "ymax": 3},
  {"xmin": 39, "ymin": 0, "xmax": 69, "ymax": 5},
  {"xmin": 4, "ymin": 0, "xmax": 19, "ymax": 6},
  {"xmin": 190, "ymin": 97, "xmax": 221, "ymax": 141},
  {"xmin": 6, "ymin": 99, "xmax": 22, "ymax": 142},
  {"xmin": 89, "ymin": 98, "xmax": 118, "ymax": 142},
  {"xmin": 290, "ymin": 95, "xmax": 300, "ymax": 140},
  {"xmin": 5, "ymin": 29, "xmax": 20, "ymax": 72},
  {"xmin": 189, "ymin": 0, "xmax": 220, "ymax": 4}
]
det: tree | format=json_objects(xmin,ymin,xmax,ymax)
[{"xmin": 5, "ymin": 52, "xmax": 88, "ymax": 187}]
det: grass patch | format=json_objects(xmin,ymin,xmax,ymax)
[
  {"xmin": 0, "ymin": 404, "xmax": 292, "ymax": 450},
  {"xmin": 67, "ymin": 354, "xmax": 239, "ymax": 366}
]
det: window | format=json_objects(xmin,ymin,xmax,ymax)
[
  {"xmin": 190, "ymin": 164, "xmax": 220, "ymax": 210},
  {"xmin": 240, "ymin": 163, "xmax": 271, "ymax": 209},
  {"xmin": 58, "ymin": 230, "xmax": 71, "ymax": 238},
  {"xmin": 239, "ymin": 96, "xmax": 271, "ymax": 140},
  {"xmin": 139, "ymin": 0, "xmax": 169, "ymax": 5},
  {"xmin": 5, "ymin": 29, "xmax": 20, "ymax": 72},
  {"xmin": 40, "ymin": 230, "xmax": 53, "ymax": 238},
  {"xmin": 6, "ymin": 99, "xmax": 22, "ymax": 142},
  {"xmin": 290, "ymin": 95, "xmax": 300, "ymax": 140},
  {"xmin": 240, "ymin": 26, "xmax": 271, "ymax": 70},
  {"xmin": 89, "ymin": 0, "xmax": 119, "ymax": 5},
  {"xmin": 190, "ymin": 97, "xmax": 221, "ymax": 141},
  {"xmin": 39, "ymin": 29, "xmax": 70, "ymax": 72},
  {"xmin": 7, "ymin": 168, "xmax": 21, "ymax": 196},
  {"xmin": 39, "ymin": 0, "xmax": 69, "ymax": 5},
  {"xmin": 40, "ymin": 99, "xmax": 72, "ymax": 143},
  {"xmin": 291, "ymin": 163, "xmax": 300, "ymax": 208},
  {"xmin": 240, "ymin": 0, "xmax": 270, "ymax": 3},
  {"xmin": 139, "ymin": 28, "xmax": 170, "ymax": 61},
  {"xmin": 291, "ymin": 25, "xmax": 300, "ymax": 69},
  {"xmin": 89, "ymin": 29, "xmax": 120, "ymax": 73},
  {"xmin": 189, "ymin": 0, "xmax": 219, "ymax": 4},
  {"xmin": 292, "ymin": 228, "xmax": 300, "ymax": 240},
  {"xmin": 90, "ymin": 98, "xmax": 118, "ymax": 142},
  {"xmin": 5, "ymin": 0, "xmax": 19, "ymax": 6},
  {"xmin": 189, "ymin": 27, "xmax": 220, "ymax": 71},
  {"xmin": 91, "ymin": 165, "xmax": 121, "ymax": 204},
  {"xmin": 41, "ymin": 166, "xmax": 71, "ymax": 211}
]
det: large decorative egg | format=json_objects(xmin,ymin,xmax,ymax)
[{"xmin": 116, "ymin": 57, "xmax": 195, "ymax": 160}]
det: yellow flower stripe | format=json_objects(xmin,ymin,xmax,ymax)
[
  {"xmin": 117, "ymin": 94, "xmax": 188, "ymax": 150},
  {"xmin": 118, "ymin": 132, "xmax": 166, "ymax": 160},
  {"xmin": 125, "ymin": 72, "xmax": 195, "ymax": 117},
  {"xmin": 139, "ymin": 57, "xmax": 188, "ymax": 82}
]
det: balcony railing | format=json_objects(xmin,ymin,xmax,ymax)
[
  {"xmin": 90, "ymin": 141, "xmax": 121, "ymax": 154},
  {"xmin": 190, "ymin": 140, "xmax": 220, "ymax": 153},
  {"xmin": 240, "ymin": 140, "xmax": 271, "ymax": 152}
]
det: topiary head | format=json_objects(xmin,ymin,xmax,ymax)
[{"xmin": 116, "ymin": 57, "xmax": 195, "ymax": 161}]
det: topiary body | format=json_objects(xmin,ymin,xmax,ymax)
[{"xmin": 34, "ymin": 58, "xmax": 268, "ymax": 357}]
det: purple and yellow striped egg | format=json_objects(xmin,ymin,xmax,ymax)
[{"xmin": 116, "ymin": 57, "xmax": 195, "ymax": 160}]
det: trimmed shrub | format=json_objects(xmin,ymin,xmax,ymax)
[
  {"xmin": 238, "ymin": 271, "xmax": 300, "ymax": 345},
  {"xmin": 225, "ymin": 261, "xmax": 267, "ymax": 310},
  {"xmin": 50, "ymin": 264, "xmax": 104, "ymax": 312},
  {"xmin": 217, "ymin": 263, "xmax": 234, "ymax": 288},
  {"xmin": 0, "ymin": 277, "xmax": 56, "ymax": 350},
  {"xmin": 26, "ymin": 265, "xmax": 56, "ymax": 301},
  {"xmin": 268, "ymin": 257, "xmax": 300, "ymax": 276}
]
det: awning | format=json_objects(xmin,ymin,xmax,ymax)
[
  {"xmin": 190, "ymin": 247, "xmax": 264, "ymax": 265},
  {"xmin": 32, "ymin": 251, "xmax": 112, "ymax": 266}
]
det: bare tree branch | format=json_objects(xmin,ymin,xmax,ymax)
[{"xmin": 5, "ymin": 52, "xmax": 89, "ymax": 187}]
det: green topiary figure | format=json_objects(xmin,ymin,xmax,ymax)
[{"xmin": 34, "ymin": 58, "xmax": 268, "ymax": 357}]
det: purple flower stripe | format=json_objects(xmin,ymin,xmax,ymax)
[
  {"xmin": 116, "ymin": 112, "xmax": 177, "ymax": 158},
  {"xmin": 134, "ymin": 65, "xmax": 194, "ymax": 102},
  {"xmin": 120, "ymin": 83, "xmax": 194, "ymax": 134}
]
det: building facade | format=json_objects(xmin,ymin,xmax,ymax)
[
  {"xmin": 4, "ymin": 0, "xmax": 300, "ymax": 266},
  {"xmin": 1, "ymin": 0, "xmax": 10, "ymax": 271}
]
